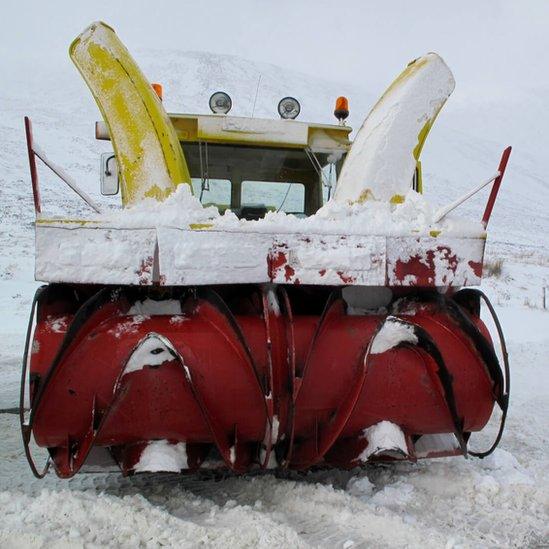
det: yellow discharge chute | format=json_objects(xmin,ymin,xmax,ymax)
[
  {"xmin": 334, "ymin": 53, "xmax": 455, "ymax": 205},
  {"xmin": 70, "ymin": 21, "xmax": 191, "ymax": 206}
]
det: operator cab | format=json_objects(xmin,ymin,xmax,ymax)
[
  {"xmin": 185, "ymin": 142, "xmax": 345, "ymax": 220},
  {"xmin": 97, "ymin": 92, "xmax": 353, "ymax": 219}
]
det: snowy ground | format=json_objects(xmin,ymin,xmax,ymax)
[
  {"xmin": 0, "ymin": 307, "xmax": 548, "ymax": 547},
  {"xmin": 1, "ymin": 50, "xmax": 548, "ymax": 547}
]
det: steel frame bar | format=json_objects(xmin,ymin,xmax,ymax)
[
  {"xmin": 482, "ymin": 146, "xmax": 512, "ymax": 228},
  {"xmin": 24, "ymin": 115, "xmax": 102, "ymax": 214},
  {"xmin": 24, "ymin": 116, "xmax": 42, "ymax": 214}
]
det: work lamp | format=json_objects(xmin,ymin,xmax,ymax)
[
  {"xmin": 209, "ymin": 91, "xmax": 232, "ymax": 114},
  {"xmin": 278, "ymin": 97, "xmax": 300, "ymax": 119}
]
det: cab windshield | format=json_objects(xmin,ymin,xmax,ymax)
[{"xmin": 182, "ymin": 142, "xmax": 345, "ymax": 220}]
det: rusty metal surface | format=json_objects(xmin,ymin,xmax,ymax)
[
  {"xmin": 23, "ymin": 285, "xmax": 503, "ymax": 477},
  {"xmin": 36, "ymin": 225, "xmax": 486, "ymax": 288}
]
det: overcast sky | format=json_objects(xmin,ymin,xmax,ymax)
[{"xmin": 2, "ymin": 0, "xmax": 548, "ymax": 100}]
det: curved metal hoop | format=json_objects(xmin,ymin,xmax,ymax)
[
  {"xmin": 20, "ymin": 285, "xmax": 51, "ymax": 478},
  {"xmin": 455, "ymin": 288, "xmax": 510, "ymax": 458}
]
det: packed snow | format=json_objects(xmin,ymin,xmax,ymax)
[
  {"xmin": 359, "ymin": 421, "xmax": 409, "ymax": 459},
  {"xmin": 41, "ymin": 181, "xmax": 487, "ymax": 239},
  {"xmin": 35, "ymin": 184, "xmax": 486, "ymax": 287},
  {"xmin": 414, "ymin": 434, "xmax": 459, "ymax": 458},
  {"xmin": 127, "ymin": 298, "xmax": 183, "ymax": 316},
  {"xmin": 334, "ymin": 53, "xmax": 455, "ymax": 204},
  {"xmin": 134, "ymin": 441, "xmax": 189, "ymax": 473},
  {"xmin": 0, "ymin": 46, "xmax": 548, "ymax": 547},
  {"xmin": 123, "ymin": 335, "xmax": 175, "ymax": 374},
  {"xmin": 370, "ymin": 317, "xmax": 418, "ymax": 354}
]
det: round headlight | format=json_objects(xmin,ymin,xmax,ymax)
[
  {"xmin": 209, "ymin": 91, "xmax": 232, "ymax": 114},
  {"xmin": 278, "ymin": 97, "xmax": 301, "ymax": 120}
]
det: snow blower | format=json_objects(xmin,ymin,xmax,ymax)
[{"xmin": 21, "ymin": 22, "xmax": 510, "ymax": 477}]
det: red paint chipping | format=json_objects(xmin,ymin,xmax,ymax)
[
  {"xmin": 437, "ymin": 247, "xmax": 458, "ymax": 273},
  {"xmin": 393, "ymin": 247, "xmax": 458, "ymax": 286},
  {"xmin": 268, "ymin": 251, "xmax": 288, "ymax": 280},
  {"xmin": 284, "ymin": 265, "xmax": 295, "ymax": 281},
  {"xmin": 468, "ymin": 260, "xmax": 483, "ymax": 278},
  {"xmin": 394, "ymin": 256, "xmax": 433, "ymax": 285},
  {"xmin": 319, "ymin": 269, "xmax": 327, "ymax": 277},
  {"xmin": 136, "ymin": 256, "xmax": 154, "ymax": 285},
  {"xmin": 337, "ymin": 271, "xmax": 356, "ymax": 284},
  {"xmin": 267, "ymin": 246, "xmax": 296, "ymax": 282}
]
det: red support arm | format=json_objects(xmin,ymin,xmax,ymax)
[
  {"xmin": 24, "ymin": 116, "xmax": 41, "ymax": 214},
  {"xmin": 482, "ymin": 146, "xmax": 512, "ymax": 228}
]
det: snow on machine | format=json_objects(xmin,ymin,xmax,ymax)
[{"xmin": 21, "ymin": 21, "xmax": 511, "ymax": 477}]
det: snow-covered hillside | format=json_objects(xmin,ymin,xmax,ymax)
[{"xmin": 0, "ymin": 50, "xmax": 547, "ymax": 547}]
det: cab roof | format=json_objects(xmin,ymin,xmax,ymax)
[{"xmin": 96, "ymin": 113, "xmax": 352, "ymax": 153}]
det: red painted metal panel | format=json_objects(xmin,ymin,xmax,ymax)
[{"xmin": 25, "ymin": 286, "xmax": 503, "ymax": 475}]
